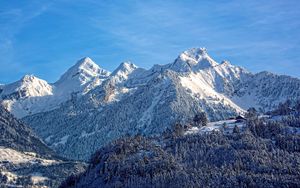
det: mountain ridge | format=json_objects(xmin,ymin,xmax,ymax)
[
  {"xmin": 1, "ymin": 47, "xmax": 300, "ymax": 160},
  {"xmin": 0, "ymin": 57, "xmax": 111, "ymax": 118},
  {"xmin": 20, "ymin": 47, "xmax": 300, "ymax": 160}
]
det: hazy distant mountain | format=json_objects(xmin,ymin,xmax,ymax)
[{"xmin": 17, "ymin": 47, "xmax": 300, "ymax": 160}]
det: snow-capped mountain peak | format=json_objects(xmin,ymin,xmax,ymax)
[
  {"xmin": 53, "ymin": 57, "xmax": 111, "ymax": 97},
  {"xmin": 19, "ymin": 47, "xmax": 300, "ymax": 161},
  {"xmin": 0, "ymin": 75, "xmax": 53, "ymax": 99},
  {"xmin": 111, "ymin": 61, "xmax": 137, "ymax": 77},
  {"xmin": 0, "ymin": 58, "xmax": 112, "ymax": 118},
  {"xmin": 220, "ymin": 60, "xmax": 230, "ymax": 66},
  {"xmin": 182, "ymin": 47, "xmax": 208, "ymax": 59},
  {"xmin": 0, "ymin": 75, "xmax": 53, "ymax": 117},
  {"xmin": 21, "ymin": 74, "xmax": 38, "ymax": 82},
  {"xmin": 169, "ymin": 47, "xmax": 218, "ymax": 72},
  {"xmin": 56, "ymin": 57, "xmax": 110, "ymax": 86}
]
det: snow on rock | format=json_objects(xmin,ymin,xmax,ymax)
[
  {"xmin": 0, "ymin": 75, "xmax": 55, "ymax": 117},
  {"xmin": 30, "ymin": 173, "xmax": 49, "ymax": 185},
  {"xmin": 1, "ymin": 75, "xmax": 53, "ymax": 98},
  {"xmin": 52, "ymin": 135, "xmax": 69, "ymax": 146},
  {"xmin": 138, "ymin": 89, "xmax": 164, "ymax": 128},
  {"xmin": 22, "ymin": 47, "xmax": 300, "ymax": 160},
  {"xmin": 95, "ymin": 61, "xmax": 139, "ymax": 103},
  {"xmin": 0, "ymin": 57, "xmax": 111, "ymax": 118},
  {"xmin": 54, "ymin": 57, "xmax": 110, "ymax": 95},
  {"xmin": 169, "ymin": 48, "xmax": 218, "ymax": 72},
  {"xmin": 111, "ymin": 62, "xmax": 137, "ymax": 79},
  {"xmin": 179, "ymin": 71, "xmax": 244, "ymax": 113}
]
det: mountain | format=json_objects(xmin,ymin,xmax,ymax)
[
  {"xmin": 54, "ymin": 57, "xmax": 110, "ymax": 95},
  {"xmin": 168, "ymin": 47, "xmax": 218, "ymax": 72},
  {"xmin": 21, "ymin": 48, "xmax": 300, "ymax": 160},
  {"xmin": 232, "ymin": 71, "xmax": 300, "ymax": 110},
  {"xmin": 0, "ymin": 57, "xmax": 110, "ymax": 118},
  {"xmin": 0, "ymin": 75, "xmax": 53, "ymax": 118},
  {"xmin": 60, "ymin": 113, "xmax": 300, "ymax": 188},
  {"xmin": 60, "ymin": 136, "xmax": 182, "ymax": 188},
  {"xmin": 0, "ymin": 106, "xmax": 86, "ymax": 187},
  {"xmin": 0, "ymin": 105, "xmax": 55, "ymax": 156}
]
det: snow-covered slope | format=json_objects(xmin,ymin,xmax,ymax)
[
  {"xmin": 22, "ymin": 47, "xmax": 300, "ymax": 160},
  {"xmin": 0, "ymin": 75, "xmax": 53, "ymax": 98},
  {"xmin": 54, "ymin": 57, "xmax": 110, "ymax": 95},
  {"xmin": 0, "ymin": 75, "xmax": 54, "ymax": 118},
  {"xmin": 0, "ymin": 47, "xmax": 295, "ymax": 160},
  {"xmin": 0, "ymin": 146, "xmax": 85, "ymax": 188},
  {"xmin": 169, "ymin": 47, "xmax": 218, "ymax": 72},
  {"xmin": 232, "ymin": 71, "xmax": 300, "ymax": 111},
  {"xmin": 0, "ymin": 106, "xmax": 86, "ymax": 187},
  {"xmin": 0, "ymin": 105, "xmax": 55, "ymax": 156},
  {"xmin": 0, "ymin": 57, "xmax": 110, "ymax": 118}
]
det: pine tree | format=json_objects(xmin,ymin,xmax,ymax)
[
  {"xmin": 233, "ymin": 125, "xmax": 240, "ymax": 134},
  {"xmin": 193, "ymin": 112, "xmax": 208, "ymax": 127}
]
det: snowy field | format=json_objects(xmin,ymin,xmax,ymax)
[
  {"xmin": 0, "ymin": 147, "xmax": 57, "ymax": 165},
  {"xmin": 185, "ymin": 119, "xmax": 245, "ymax": 135},
  {"xmin": 0, "ymin": 147, "xmax": 59, "ymax": 187}
]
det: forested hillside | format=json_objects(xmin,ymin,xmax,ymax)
[{"xmin": 60, "ymin": 101, "xmax": 300, "ymax": 188}]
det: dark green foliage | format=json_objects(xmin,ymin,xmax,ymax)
[
  {"xmin": 60, "ymin": 173, "xmax": 83, "ymax": 188},
  {"xmin": 295, "ymin": 99, "xmax": 300, "ymax": 113},
  {"xmin": 0, "ymin": 106, "xmax": 87, "ymax": 188},
  {"xmin": 0, "ymin": 106, "xmax": 55, "ymax": 157},
  {"xmin": 62, "ymin": 112, "xmax": 300, "ymax": 188},
  {"xmin": 232, "ymin": 125, "xmax": 240, "ymax": 134},
  {"xmin": 173, "ymin": 123, "xmax": 185, "ymax": 137},
  {"xmin": 245, "ymin": 107, "xmax": 258, "ymax": 119},
  {"xmin": 193, "ymin": 112, "xmax": 208, "ymax": 127},
  {"xmin": 269, "ymin": 99, "xmax": 299, "ymax": 116},
  {"xmin": 60, "ymin": 136, "xmax": 182, "ymax": 188},
  {"xmin": 281, "ymin": 115, "xmax": 300, "ymax": 128},
  {"xmin": 246, "ymin": 118, "xmax": 284, "ymax": 139}
]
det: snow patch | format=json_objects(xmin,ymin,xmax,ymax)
[
  {"xmin": 53, "ymin": 135, "xmax": 69, "ymax": 146},
  {"xmin": 0, "ymin": 147, "xmax": 57, "ymax": 165},
  {"xmin": 30, "ymin": 173, "xmax": 49, "ymax": 184},
  {"xmin": 185, "ymin": 119, "xmax": 245, "ymax": 135},
  {"xmin": 179, "ymin": 72, "xmax": 244, "ymax": 113}
]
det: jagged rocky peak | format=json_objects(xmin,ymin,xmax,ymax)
[
  {"xmin": 108, "ymin": 61, "xmax": 138, "ymax": 86},
  {"xmin": 21, "ymin": 74, "xmax": 38, "ymax": 82},
  {"xmin": 170, "ymin": 47, "xmax": 219, "ymax": 72},
  {"xmin": 219, "ymin": 60, "xmax": 236, "ymax": 69},
  {"xmin": 178, "ymin": 47, "xmax": 210, "ymax": 61},
  {"xmin": 20, "ymin": 74, "xmax": 52, "ymax": 94},
  {"xmin": 0, "ymin": 74, "xmax": 53, "ymax": 98},
  {"xmin": 221, "ymin": 60, "xmax": 230, "ymax": 65},
  {"xmin": 19, "ymin": 74, "xmax": 50, "ymax": 87},
  {"xmin": 111, "ymin": 61, "xmax": 137, "ymax": 76},
  {"xmin": 76, "ymin": 57, "xmax": 110, "ymax": 77},
  {"xmin": 182, "ymin": 47, "xmax": 208, "ymax": 59},
  {"xmin": 56, "ymin": 57, "xmax": 110, "ymax": 86}
]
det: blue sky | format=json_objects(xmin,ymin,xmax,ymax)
[{"xmin": 0, "ymin": 0, "xmax": 299, "ymax": 83}]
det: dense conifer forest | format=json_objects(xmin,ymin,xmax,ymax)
[{"xmin": 60, "ymin": 101, "xmax": 300, "ymax": 188}]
